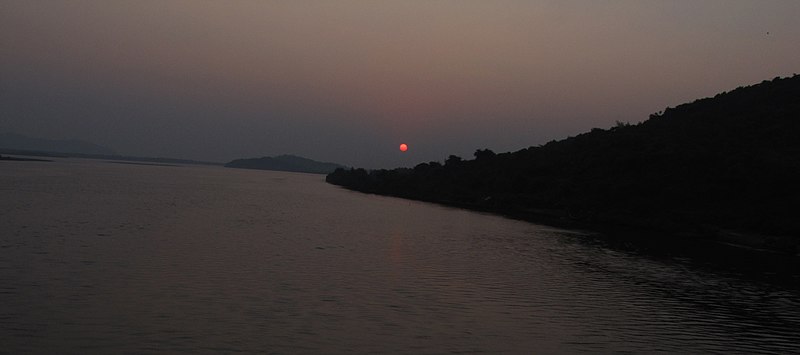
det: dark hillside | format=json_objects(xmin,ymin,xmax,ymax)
[{"xmin": 327, "ymin": 75, "xmax": 800, "ymax": 245}]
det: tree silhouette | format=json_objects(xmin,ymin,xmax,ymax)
[{"xmin": 327, "ymin": 75, "xmax": 800, "ymax": 243}]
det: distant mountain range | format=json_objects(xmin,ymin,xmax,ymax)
[
  {"xmin": 0, "ymin": 132, "xmax": 222, "ymax": 166},
  {"xmin": 327, "ymin": 75, "xmax": 800, "ymax": 252},
  {"xmin": 0, "ymin": 132, "xmax": 116, "ymax": 156},
  {"xmin": 225, "ymin": 155, "xmax": 346, "ymax": 174}
]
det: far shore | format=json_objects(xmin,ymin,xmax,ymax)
[{"xmin": 0, "ymin": 154, "xmax": 52, "ymax": 162}]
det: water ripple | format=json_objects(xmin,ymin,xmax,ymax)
[{"xmin": 1, "ymin": 161, "xmax": 798, "ymax": 353}]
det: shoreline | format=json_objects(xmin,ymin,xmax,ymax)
[
  {"xmin": 0, "ymin": 154, "xmax": 52, "ymax": 162},
  {"xmin": 330, "ymin": 184, "xmax": 799, "ymax": 257}
]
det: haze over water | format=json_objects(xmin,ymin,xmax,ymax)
[{"xmin": 2, "ymin": 159, "xmax": 798, "ymax": 353}]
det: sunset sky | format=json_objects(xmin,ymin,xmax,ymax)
[{"xmin": 2, "ymin": 1, "xmax": 799, "ymax": 168}]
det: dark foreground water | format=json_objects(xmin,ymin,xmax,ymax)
[{"xmin": 1, "ymin": 159, "xmax": 799, "ymax": 353}]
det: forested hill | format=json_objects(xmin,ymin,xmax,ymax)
[{"xmin": 327, "ymin": 75, "xmax": 800, "ymax": 243}]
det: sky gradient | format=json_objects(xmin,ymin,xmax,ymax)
[{"xmin": 2, "ymin": 1, "xmax": 799, "ymax": 167}]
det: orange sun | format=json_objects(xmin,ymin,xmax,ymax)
[{"xmin": 399, "ymin": 143, "xmax": 408, "ymax": 152}]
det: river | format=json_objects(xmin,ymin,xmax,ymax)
[{"xmin": 1, "ymin": 158, "xmax": 798, "ymax": 353}]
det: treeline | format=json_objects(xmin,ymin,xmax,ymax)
[{"xmin": 327, "ymin": 75, "xmax": 800, "ymax": 240}]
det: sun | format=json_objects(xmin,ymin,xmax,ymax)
[{"xmin": 399, "ymin": 143, "xmax": 408, "ymax": 152}]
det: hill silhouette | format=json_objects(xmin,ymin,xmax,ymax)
[
  {"xmin": 327, "ymin": 75, "xmax": 800, "ymax": 250},
  {"xmin": 226, "ymin": 154, "xmax": 346, "ymax": 174},
  {"xmin": 0, "ymin": 132, "xmax": 116, "ymax": 155}
]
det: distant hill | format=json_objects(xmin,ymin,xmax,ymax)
[
  {"xmin": 0, "ymin": 132, "xmax": 116, "ymax": 156},
  {"xmin": 327, "ymin": 75, "xmax": 800, "ymax": 249},
  {"xmin": 225, "ymin": 155, "xmax": 346, "ymax": 174}
]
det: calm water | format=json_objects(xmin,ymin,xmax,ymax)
[{"xmin": 1, "ymin": 159, "xmax": 799, "ymax": 353}]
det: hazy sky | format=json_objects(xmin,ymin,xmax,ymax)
[{"xmin": 2, "ymin": 1, "xmax": 799, "ymax": 167}]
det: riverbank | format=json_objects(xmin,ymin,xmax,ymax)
[{"xmin": 329, "ymin": 183, "xmax": 799, "ymax": 257}]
